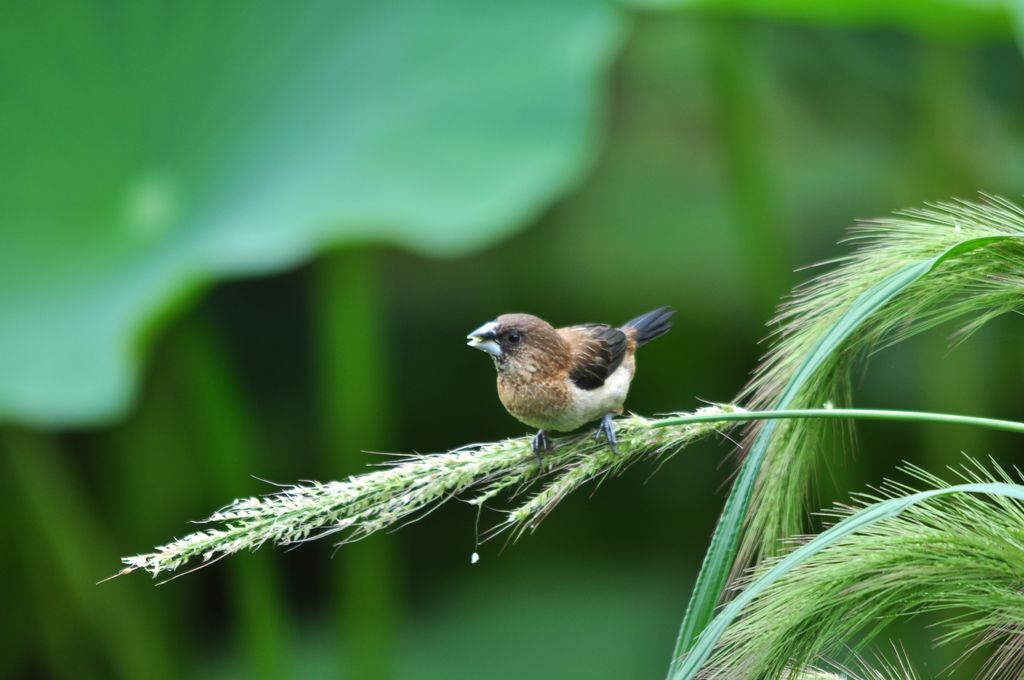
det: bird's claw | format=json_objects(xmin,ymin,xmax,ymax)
[
  {"xmin": 531, "ymin": 429, "xmax": 553, "ymax": 467},
  {"xmin": 595, "ymin": 414, "xmax": 620, "ymax": 455}
]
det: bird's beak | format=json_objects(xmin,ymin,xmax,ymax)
[{"xmin": 467, "ymin": 321, "xmax": 501, "ymax": 356}]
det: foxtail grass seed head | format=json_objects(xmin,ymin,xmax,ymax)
[
  {"xmin": 701, "ymin": 459, "xmax": 1024, "ymax": 680},
  {"xmin": 120, "ymin": 405, "xmax": 741, "ymax": 579},
  {"xmin": 738, "ymin": 196, "xmax": 1024, "ymax": 563}
]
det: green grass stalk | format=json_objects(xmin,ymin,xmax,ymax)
[{"xmin": 118, "ymin": 405, "xmax": 1024, "ymax": 579}]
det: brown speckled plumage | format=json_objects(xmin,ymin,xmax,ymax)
[
  {"xmin": 468, "ymin": 308, "xmax": 675, "ymax": 442},
  {"xmin": 491, "ymin": 315, "xmax": 572, "ymax": 429}
]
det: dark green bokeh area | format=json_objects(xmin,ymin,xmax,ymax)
[{"xmin": 4, "ymin": 4, "xmax": 1024, "ymax": 678}]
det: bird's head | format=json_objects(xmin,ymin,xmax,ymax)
[{"xmin": 466, "ymin": 313, "xmax": 567, "ymax": 373}]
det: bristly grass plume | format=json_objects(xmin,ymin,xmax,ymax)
[
  {"xmin": 782, "ymin": 648, "xmax": 920, "ymax": 680},
  {"xmin": 689, "ymin": 459, "xmax": 1024, "ymax": 680},
  {"xmin": 118, "ymin": 406, "xmax": 738, "ymax": 579},
  {"xmin": 741, "ymin": 196, "xmax": 1024, "ymax": 564},
  {"xmin": 674, "ymin": 195, "xmax": 1024, "ymax": 663}
]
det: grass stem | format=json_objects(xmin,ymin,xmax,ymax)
[
  {"xmin": 119, "ymin": 405, "xmax": 1024, "ymax": 581},
  {"xmin": 652, "ymin": 408, "xmax": 1024, "ymax": 435}
]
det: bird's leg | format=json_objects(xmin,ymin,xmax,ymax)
[
  {"xmin": 594, "ymin": 413, "xmax": 620, "ymax": 455},
  {"xmin": 531, "ymin": 429, "xmax": 552, "ymax": 466}
]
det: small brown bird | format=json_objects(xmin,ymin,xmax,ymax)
[{"xmin": 467, "ymin": 307, "xmax": 675, "ymax": 461}]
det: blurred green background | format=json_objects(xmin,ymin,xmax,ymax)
[{"xmin": 3, "ymin": 1, "xmax": 1024, "ymax": 678}]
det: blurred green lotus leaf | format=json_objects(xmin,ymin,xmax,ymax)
[{"xmin": 0, "ymin": 0, "xmax": 623, "ymax": 426}]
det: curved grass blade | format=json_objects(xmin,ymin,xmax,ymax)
[
  {"xmin": 671, "ymin": 481, "xmax": 1024, "ymax": 679},
  {"xmin": 670, "ymin": 228, "xmax": 1024, "ymax": 668}
]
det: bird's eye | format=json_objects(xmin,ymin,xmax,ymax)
[{"xmin": 507, "ymin": 331, "xmax": 522, "ymax": 344}]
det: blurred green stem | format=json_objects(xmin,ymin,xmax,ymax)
[
  {"xmin": 25, "ymin": 554, "xmax": 100, "ymax": 680},
  {"xmin": 2, "ymin": 429, "xmax": 176, "ymax": 679},
  {"xmin": 176, "ymin": 317, "xmax": 291, "ymax": 680},
  {"xmin": 0, "ymin": 455, "xmax": 26, "ymax": 677},
  {"xmin": 314, "ymin": 248, "xmax": 399, "ymax": 680},
  {"xmin": 105, "ymin": 336, "xmax": 196, "ymax": 657},
  {"xmin": 705, "ymin": 16, "xmax": 789, "ymax": 318},
  {"xmin": 2, "ymin": 438, "xmax": 87, "ymax": 680}
]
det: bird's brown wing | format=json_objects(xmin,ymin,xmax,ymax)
[{"xmin": 563, "ymin": 324, "xmax": 628, "ymax": 390}]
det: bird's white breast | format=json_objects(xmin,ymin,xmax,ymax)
[{"xmin": 553, "ymin": 362, "xmax": 634, "ymax": 432}]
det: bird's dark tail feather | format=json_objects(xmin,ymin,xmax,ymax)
[{"xmin": 624, "ymin": 306, "xmax": 675, "ymax": 346}]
